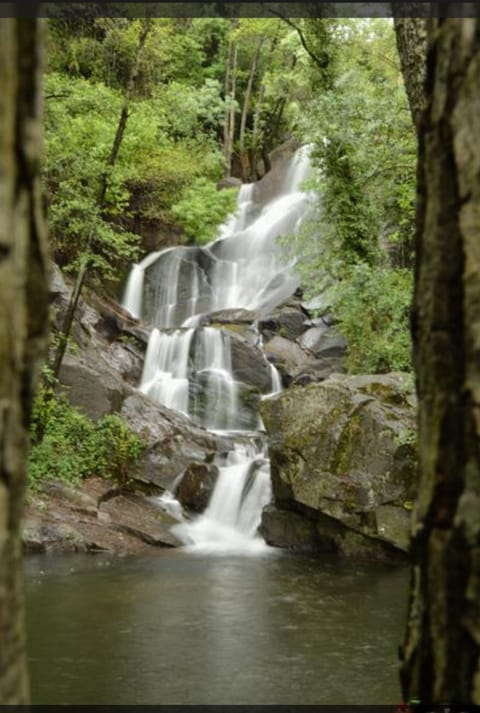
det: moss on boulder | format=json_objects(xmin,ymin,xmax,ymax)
[{"xmin": 260, "ymin": 372, "xmax": 417, "ymax": 558}]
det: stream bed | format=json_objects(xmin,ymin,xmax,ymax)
[{"xmin": 25, "ymin": 550, "xmax": 409, "ymax": 705}]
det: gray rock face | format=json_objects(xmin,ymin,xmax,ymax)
[
  {"xmin": 120, "ymin": 390, "xmax": 230, "ymax": 492},
  {"xmin": 259, "ymin": 373, "xmax": 417, "ymax": 559},
  {"xmin": 252, "ymin": 138, "xmax": 301, "ymax": 206},
  {"xmin": 229, "ymin": 332, "xmax": 273, "ymax": 393},
  {"xmin": 59, "ymin": 355, "xmax": 126, "ymax": 420},
  {"xmin": 23, "ymin": 478, "xmax": 182, "ymax": 553},
  {"xmin": 264, "ymin": 336, "xmax": 309, "ymax": 379},
  {"xmin": 49, "ymin": 261, "xmax": 70, "ymax": 298},
  {"xmin": 260, "ymin": 504, "xmax": 320, "ymax": 552},
  {"xmin": 259, "ymin": 302, "xmax": 309, "ymax": 342}
]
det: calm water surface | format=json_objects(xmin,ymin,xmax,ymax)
[{"xmin": 24, "ymin": 550, "xmax": 409, "ymax": 705}]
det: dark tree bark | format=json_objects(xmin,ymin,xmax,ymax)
[
  {"xmin": 393, "ymin": 15, "xmax": 428, "ymax": 129},
  {"xmin": 0, "ymin": 16, "xmax": 49, "ymax": 704},
  {"xmin": 399, "ymin": 17, "xmax": 480, "ymax": 704}
]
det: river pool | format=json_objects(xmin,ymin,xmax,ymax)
[{"xmin": 24, "ymin": 550, "xmax": 409, "ymax": 705}]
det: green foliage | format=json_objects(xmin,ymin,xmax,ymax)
[
  {"xmin": 171, "ymin": 179, "xmax": 238, "ymax": 245},
  {"xmin": 297, "ymin": 19, "xmax": 416, "ymax": 270},
  {"xmin": 44, "ymin": 72, "xmax": 140, "ymax": 277},
  {"xmin": 44, "ymin": 70, "xmax": 225, "ymax": 277},
  {"xmin": 330, "ymin": 263, "xmax": 413, "ymax": 374},
  {"xmin": 278, "ymin": 19, "xmax": 416, "ymax": 375},
  {"xmin": 29, "ymin": 370, "xmax": 145, "ymax": 489}
]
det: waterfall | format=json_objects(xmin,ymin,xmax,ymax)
[
  {"xmin": 172, "ymin": 443, "xmax": 272, "ymax": 553},
  {"xmin": 139, "ymin": 328, "xmax": 194, "ymax": 417},
  {"xmin": 121, "ymin": 249, "xmax": 169, "ymax": 319},
  {"xmin": 123, "ymin": 146, "xmax": 312, "ymax": 552}
]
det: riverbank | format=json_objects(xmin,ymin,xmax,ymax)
[{"xmin": 23, "ymin": 477, "xmax": 181, "ymax": 555}]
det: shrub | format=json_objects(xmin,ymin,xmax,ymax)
[
  {"xmin": 171, "ymin": 178, "xmax": 238, "ymax": 245},
  {"xmin": 29, "ymin": 372, "xmax": 145, "ymax": 489},
  {"xmin": 331, "ymin": 263, "xmax": 413, "ymax": 374}
]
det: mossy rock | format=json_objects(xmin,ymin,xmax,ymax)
[{"xmin": 260, "ymin": 372, "xmax": 417, "ymax": 556}]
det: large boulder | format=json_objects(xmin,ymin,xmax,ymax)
[
  {"xmin": 259, "ymin": 373, "xmax": 417, "ymax": 559},
  {"xmin": 259, "ymin": 299, "xmax": 310, "ymax": 342},
  {"xmin": 252, "ymin": 138, "xmax": 301, "ymax": 205}
]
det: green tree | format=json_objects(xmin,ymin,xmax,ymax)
[{"xmin": 279, "ymin": 19, "xmax": 416, "ymax": 374}]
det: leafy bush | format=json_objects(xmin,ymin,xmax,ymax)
[
  {"xmin": 330, "ymin": 263, "xmax": 413, "ymax": 374},
  {"xmin": 44, "ymin": 73, "xmax": 226, "ymax": 278},
  {"xmin": 171, "ymin": 178, "xmax": 239, "ymax": 245},
  {"xmin": 29, "ymin": 373, "xmax": 145, "ymax": 489}
]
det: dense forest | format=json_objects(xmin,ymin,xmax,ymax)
[
  {"xmin": 2, "ymin": 9, "xmax": 480, "ymax": 708},
  {"xmin": 44, "ymin": 16, "xmax": 415, "ymax": 360}
]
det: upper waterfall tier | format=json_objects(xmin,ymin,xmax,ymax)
[{"xmin": 122, "ymin": 145, "xmax": 313, "ymax": 327}]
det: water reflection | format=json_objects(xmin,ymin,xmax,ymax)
[{"xmin": 24, "ymin": 551, "xmax": 408, "ymax": 704}]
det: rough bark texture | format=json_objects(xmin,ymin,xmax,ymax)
[
  {"xmin": 393, "ymin": 16, "xmax": 428, "ymax": 129},
  {"xmin": 400, "ymin": 18, "xmax": 480, "ymax": 704},
  {"xmin": 0, "ymin": 17, "xmax": 49, "ymax": 704}
]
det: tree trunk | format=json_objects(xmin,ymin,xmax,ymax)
[
  {"xmin": 239, "ymin": 37, "xmax": 263, "ymax": 182},
  {"xmin": 400, "ymin": 18, "xmax": 480, "ymax": 704},
  {"xmin": 0, "ymin": 16, "xmax": 49, "ymax": 704},
  {"xmin": 224, "ymin": 42, "xmax": 238, "ymax": 178},
  {"xmin": 393, "ymin": 15, "xmax": 427, "ymax": 130}
]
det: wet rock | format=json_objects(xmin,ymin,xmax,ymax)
[
  {"xmin": 176, "ymin": 462, "xmax": 219, "ymax": 513},
  {"xmin": 260, "ymin": 373, "xmax": 417, "ymax": 559},
  {"xmin": 304, "ymin": 329, "xmax": 347, "ymax": 360},
  {"xmin": 85, "ymin": 290, "xmax": 151, "ymax": 347},
  {"xmin": 100, "ymin": 494, "xmax": 181, "ymax": 547},
  {"xmin": 22, "ymin": 478, "xmax": 182, "ymax": 554},
  {"xmin": 291, "ymin": 363, "xmax": 345, "ymax": 386},
  {"xmin": 298, "ymin": 324, "xmax": 330, "ymax": 352},
  {"xmin": 142, "ymin": 248, "xmax": 214, "ymax": 327},
  {"xmin": 252, "ymin": 138, "xmax": 301, "ymax": 206},
  {"xmin": 264, "ymin": 336, "xmax": 309, "ymax": 382},
  {"xmin": 260, "ymin": 504, "xmax": 320, "ymax": 552},
  {"xmin": 229, "ymin": 333, "xmax": 273, "ymax": 392},
  {"xmin": 201, "ymin": 308, "xmax": 258, "ymax": 343},
  {"xmin": 23, "ymin": 521, "xmax": 88, "ymax": 553},
  {"xmin": 121, "ymin": 390, "xmax": 231, "ymax": 492},
  {"xmin": 259, "ymin": 301, "xmax": 310, "ymax": 342}
]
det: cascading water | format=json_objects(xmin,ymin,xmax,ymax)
[
  {"xmin": 122, "ymin": 145, "xmax": 312, "ymax": 551},
  {"xmin": 172, "ymin": 442, "xmax": 272, "ymax": 553}
]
